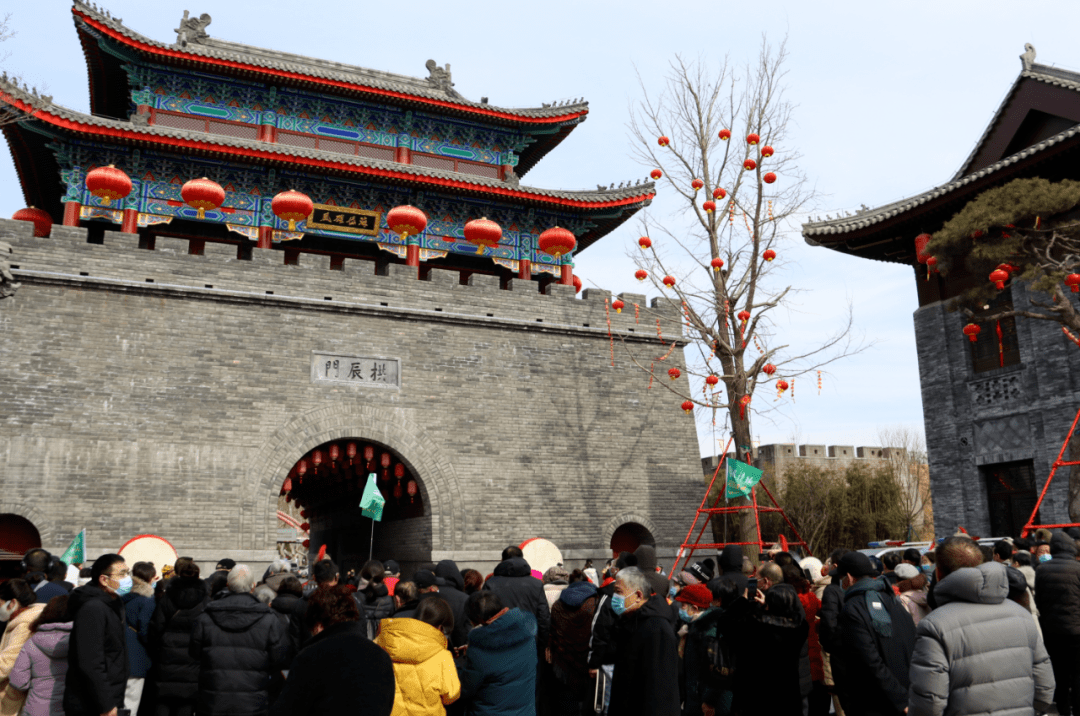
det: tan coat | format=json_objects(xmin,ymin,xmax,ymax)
[{"xmin": 0, "ymin": 602, "xmax": 47, "ymax": 716}]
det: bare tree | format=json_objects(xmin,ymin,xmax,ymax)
[
  {"xmin": 624, "ymin": 42, "xmax": 866, "ymax": 543},
  {"xmin": 0, "ymin": 13, "xmax": 29, "ymax": 129},
  {"xmin": 877, "ymin": 425, "xmax": 933, "ymax": 541}
]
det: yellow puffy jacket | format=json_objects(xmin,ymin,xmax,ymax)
[{"xmin": 375, "ymin": 617, "xmax": 461, "ymax": 716}]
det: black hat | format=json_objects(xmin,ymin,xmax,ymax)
[
  {"xmin": 383, "ymin": 560, "xmax": 400, "ymax": 575},
  {"xmin": 686, "ymin": 562, "xmax": 712, "ymax": 584},
  {"xmin": 414, "ymin": 569, "xmax": 439, "ymax": 589},
  {"xmin": 1004, "ymin": 565, "xmax": 1029, "ymax": 601},
  {"xmin": 216, "ymin": 558, "xmax": 236, "ymax": 571},
  {"xmin": 831, "ymin": 552, "xmax": 876, "ymax": 579}
]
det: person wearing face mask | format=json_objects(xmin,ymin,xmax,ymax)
[
  {"xmin": 607, "ymin": 566, "xmax": 680, "ymax": 716},
  {"xmin": 375, "ymin": 596, "xmax": 461, "ymax": 716},
  {"xmin": 63, "ymin": 553, "xmax": 130, "ymax": 716},
  {"xmin": 1035, "ymin": 530, "xmax": 1080, "ymax": 716},
  {"xmin": 674, "ymin": 584, "xmax": 713, "ymax": 716},
  {"xmin": 0, "ymin": 578, "xmax": 46, "ymax": 716}
]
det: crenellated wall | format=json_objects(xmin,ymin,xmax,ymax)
[{"xmin": 0, "ymin": 218, "xmax": 700, "ymax": 574}]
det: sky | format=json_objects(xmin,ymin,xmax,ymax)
[{"xmin": 3, "ymin": 1, "xmax": 1078, "ymax": 456}]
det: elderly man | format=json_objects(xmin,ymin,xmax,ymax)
[
  {"xmin": 190, "ymin": 564, "xmax": 290, "ymax": 716},
  {"xmin": 607, "ymin": 566, "xmax": 680, "ymax": 716},
  {"xmin": 909, "ymin": 536, "xmax": 1054, "ymax": 716}
]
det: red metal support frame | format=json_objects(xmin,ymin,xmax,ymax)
[{"xmin": 1022, "ymin": 404, "xmax": 1080, "ymax": 537}]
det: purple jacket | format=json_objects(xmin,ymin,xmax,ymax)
[{"xmin": 8, "ymin": 622, "xmax": 71, "ymax": 716}]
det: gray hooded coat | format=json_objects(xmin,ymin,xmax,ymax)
[{"xmin": 908, "ymin": 562, "xmax": 1054, "ymax": 716}]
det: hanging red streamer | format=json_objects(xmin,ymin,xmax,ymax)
[
  {"xmin": 996, "ymin": 320, "xmax": 1004, "ymax": 368},
  {"xmin": 605, "ymin": 298, "xmax": 614, "ymax": 367}
]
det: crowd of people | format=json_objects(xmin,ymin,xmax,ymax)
[{"xmin": 0, "ymin": 530, "xmax": 1074, "ymax": 716}]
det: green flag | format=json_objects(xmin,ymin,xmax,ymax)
[
  {"xmin": 60, "ymin": 529, "xmax": 85, "ymax": 566},
  {"xmin": 725, "ymin": 458, "xmax": 763, "ymax": 499},
  {"xmin": 359, "ymin": 473, "xmax": 385, "ymax": 522}
]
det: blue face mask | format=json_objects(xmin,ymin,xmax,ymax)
[
  {"xmin": 679, "ymin": 609, "xmax": 695, "ymax": 624},
  {"xmin": 610, "ymin": 594, "xmax": 627, "ymax": 616},
  {"xmin": 114, "ymin": 576, "xmax": 133, "ymax": 597},
  {"xmin": 921, "ymin": 564, "xmax": 934, "ymax": 575},
  {"xmin": 1039, "ymin": 554, "xmax": 1052, "ymax": 564},
  {"xmin": 668, "ymin": 586, "xmax": 679, "ymax": 599}
]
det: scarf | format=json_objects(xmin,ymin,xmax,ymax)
[{"xmin": 846, "ymin": 578, "xmax": 892, "ymax": 637}]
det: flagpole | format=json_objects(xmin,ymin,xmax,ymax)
[{"xmin": 369, "ymin": 517, "xmax": 375, "ymax": 562}]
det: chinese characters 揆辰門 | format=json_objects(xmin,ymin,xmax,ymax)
[{"xmin": 312, "ymin": 353, "xmax": 400, "ymax": 388}]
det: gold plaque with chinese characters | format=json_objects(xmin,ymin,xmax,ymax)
[{"xmin": 306, "ymin": 204, "xmax": 381, "ymax": 236}]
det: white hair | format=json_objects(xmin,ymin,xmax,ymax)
[
  {"xmin": 227, "ymin": 564, "xmax": 255, "ymax": 594},
  {"xmin": 253, "ymin": 584, "xmax": 276, "ymax": 605},
  {"xmin": 614, "ymin": 566, "xmax": 650, "ymax": 597},
  {"xmin": 269, "ymin": 559, "xmax": 291, "ymax": 576},
  {"xmin": 800, "ymin": 556, "xmax": 823, "ymax": 578}
]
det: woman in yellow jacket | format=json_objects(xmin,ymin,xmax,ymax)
[
  {"xmin": 0, "ymin": 579, "xmax": 48, "ymax": 716},
  {"xmin": 375, "ymin": 596, "xmax": 461, "ymax": 716}
]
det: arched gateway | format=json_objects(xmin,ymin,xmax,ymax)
[{"xmin": 244, "ymin": 405, "xmax": 465, "ymax": 568}]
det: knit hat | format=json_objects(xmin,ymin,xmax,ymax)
[
  {"xmin": 675, "ymin": 583, "xmax": 712, "ymax": 609},
  {"xmin": 831, "ymin": 551, "xmax": 876, "ymax": 578},
  {"xmin": 414, "ymin": 569, "xmax": 438, "ymax": 589},
  {"xmin": 894, "ymin": 563, "xmax": 919, "ymax": 580},
  {"xmin": 543, "ymin": 565, "xmax": 570, "ymax": 584}
]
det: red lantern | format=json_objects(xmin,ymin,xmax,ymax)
[
  {"xmin": 638, "ymin": 236, "xmax": 652, "ymax": 250},
  {"xmin": 662, "ymin": 275, "xmax": 676, "ymax": 288},
  {"xmin": 681, "ymin": 400, "xmax": 695, "ymax": 414},
  {"xmin": 763, "ymin": 172, "xmax": 777, "ymax": 184},
  {"xmin": 776, "ymin": 379, "xmax": 789, "ymax": 395},
  {"xmin": 573, "ymin": 275, "xmax": 582, "ymax": 294},
  {"xmin": 760, "ymin": 145, "xmax": 774, "ymax": 158},
  {"xmin": 718, "ymin": 129, "xmax": 731, "ymax": 141},
  {"xmin": 394, "ymin": 463, "xmax": 405, "ymax": 478},
  {"xmin": 300, "ymin": 522, "xmax": 310, "ymax": 531},
  {"xmin": 746, "ymin": 133, "xmax": 760, "ymax": 145},
  {"xmin": 990, "ymin": 269, "xmax": 1009, "ymax": 290},
  {"xmin": 712, "ymin": 187, "xmax": 726, "ymax": 200},
  {"xmin": 711, "ymin": 257, "xmax": 724, "ymax": 272},
  {"xmin": 393, "ymin": 482, "xmax": 403, "ymax": 500},
  {"xmin": 657, "ymin": 136, "xmax": 670, "ymax": 147},
  {"xmin": 739, "ymin": 394, "xmax": 752, "ymax": 420},
  {"xmin": 703, "ymin": 200, "xmax": 716, "ymax": 214},
  {"xmin": 407, "ymin": 479, "xmax": 418, "ymax": 502},
  {"xmin": 635, "ymin": 269, "xmax": 648, "ymax": 282},
  {"xmin": 914, "ymin": 233, "xmax": 933, "ymax": 264},
  {"xmin": 650, "ymin": 169, "xmax": 663, "ymax": 180},
  {"xmin": 1066, "ymin": 274, "xmax": 1080, "ymax": 293},
  {"xmin": 464, "ymin": 217, "xmax": 502, "ymax": 254},
  {"xmin": 12, "ymin": 207, "xmax": 52, "ymax": 237},
  {"xmin": 328, "ymin": 444, "xmax": 340, "ymax": 462},
  {"xmin": 668, "ymin": 367, "xmax": 681, "ymax": 380},
  {"xmin": 691, "ymin": 179, "xmax": 704, "ymax": 192},
  {"xmin": 297, "ymin": 459, "xmax": 308, "ymax": 477},
  {"xmin": 286, "ymin": 495, "xmax": 293, "ymax": 503},
  {"xmin": 538, "ymin": 226, "xmax": 577, "ymax": 259},
  {"xmin": 762, "ymin": 364, "xmax": 776, "ymax": 376},
  {"xmin": 346, "ymin": 442, "xmax": 357, "ymax": 460},
  {"xmin": 925, "ymin": 256, "xmax": 938, "ymax": 281},
  {"xmin": 763, "ymin": 249, "xmax": 776, "ymax": 262},
  {"xmin": 612, "ymin": 299, "xmax": 625, "ymax": 313},
  {"xmin": 963, "ymin": 323, "xmax": 981, "ymax": 342},
  {"xmin": 381, "ymin": 452, "xmax": 392, "ymax": 468},
  {"xmin": 743, "ymin": 159, "xmax": 757, "ymax": 171},
  {"xmin": 737, "ymin": 310, "xmax": 751, "ymax": 324},
  {"xmin": 386, "ymin": 204, "xmax": 428, "ymax": 241},
  {"xmin": 181, "ymin": 177, "xmax": 225, "ymax": 219},
  {"xmin": 364, "ymin": 445, "xmax": 374, "ymax": 462},
  {"xmin": 272, "ymin": 190, "xmax": 313, "ymax": 231},
  {"xmin": 282, "ymin": 477, "xmax": 292, "ymax": 493},
  {"xmin": 998, "ymin": 263, "xmax": 1020, "ymax": 274},
  {"xmin": 85, "ymin": 165, "xmax": 132, "ymax": 206},
  {"xmin": 705, "ymin": 374, "xmax": 720, "ymax": 389},
  {"xmin": 300, "ymin": 510, "xmax": 308, "ymax": 518},
  {"xmin": 302, "ymin": 539, "xmax": 310, "ymax": 548}
]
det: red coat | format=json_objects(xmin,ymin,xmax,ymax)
[{"xmin": 798, "ymin": 591, "xmax": 824, "ymax": 682}]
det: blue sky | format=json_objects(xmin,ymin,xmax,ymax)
[{"xmin": 3, "ymin": 1, "xmax": 1078, "ymax": 455}]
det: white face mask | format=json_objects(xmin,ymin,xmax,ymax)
[{"xmin": 0, "ymin": 601, "xmax": 17, "ymax": 622}]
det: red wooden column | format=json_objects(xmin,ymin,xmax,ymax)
[
  {"xmin": 406, "ymin": 243, "xmax": 420, "ymax": 267},
  {"xmin": 396, "ymin": 146, "xmax": 412, "ymax": 164},
  {"xmin": 121, "ymin": 208, "xmax": 138, "ymax": 234},
  {"xmin": 518, "ymin": 259, "xmax": 531, "ymax": 280},
  {"xmin": 560, "ymin": 263, "xmax": 573, "ymax": 286},
  {"xmin": 62, "ymin": 201, "xmax": 81, "ymax": 227},
  {"xmin": 257, "ymin": 226, "xmax": 273, "ymax": 249}
]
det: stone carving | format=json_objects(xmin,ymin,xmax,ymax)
[
  {"xmin": 504, "ymin": 169, "xmax": 519, "ymax": 187},
  {"xmin": 0, "ymin": 241, "xmax": 21, "ymax": 299},
  {"xmin": 425, "ymin": 60, "xmax": 462, "ymax": 99},
  {"xmin": 1021, "ymin": 43, "xmax": 1037, "ymax": 72},
  {"xmin": 968, "ymin": 373, "xmax": 1022, "ymax": 409},
  {"xmin": 175, "ymin": 11, "xmax": 212, "ymax": 48},
  {"xmin": 129, "ymin": 111, "xmax": 150, "ymax": 127}
]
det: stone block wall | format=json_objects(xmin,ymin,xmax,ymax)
[{"xmin": 0, "ymin": 219, "xmax": 701, "ymax": 574}]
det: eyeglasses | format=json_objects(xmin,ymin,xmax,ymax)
[{"xmin": 107, "ymin": 569, "xmax": 131, "ymax": 579}]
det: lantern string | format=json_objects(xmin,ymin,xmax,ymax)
[
  {"xmin": 817, "ymin": 370, "xmax": 823, "ymax": 395},
  {"xmin": 634, "ymin": 303, "xmax": 640, "ymax": 324},
  {"xmin": 656, "ymin": 319, "xmax": 666, "ymax": 346},
  {"xmin": 996, "ymin": 320, "xmax": 1004, "ymax": 368},
  {"xmin": 791, "ymin": 377, "xmax": 795, "ymax": 403},
  {"xmin": 1062, "ymin": 326, "xmax": 1080, "ymax": 347},
  {"xmin": 648, "ymin": 361, "xmax": 655, "ymax": 390},
  {"xmin": 605, "ymin": 298, "xmax": 615, "ymax": 367}
]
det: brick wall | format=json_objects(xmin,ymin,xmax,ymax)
[{"xmin": 0, "ymin": 219, "xmax": 702, "ymax": 573}]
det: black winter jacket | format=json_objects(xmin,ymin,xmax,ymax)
[
  {"xmin": 484, "ymin": 557, "xmax": 550, "ymax": 647},
  {"xmin": 835, "ymin": 578, "xmax": 916, "ymax": 716},
  {"xmin": 189, "ymin": 592, "xmax": 291, "ymax": 716},
  {"xmin": 354, "ymin": 583, "xmax": 394, "ymax": 638},
  {"xmin": 269, "ymin": 621, "xmax": 395, "ymax": 716},
  {"xmin": 63, "ymin": 582, "xmax": 129, "ymax": 716},
  {"xmin": 817, "ymin": 580, "xmax": 844, "ymax": 654},
  {"xmin": 587, "ymin": 582, "xmax": 619, "ymax": 669},
  {"xmin": 1035, "ymin": 531, "xmax": 1080, "ymax": 638},
  {"xmin": 148, "ymin": 576, "xmax": 209, "ymax": 701},
  {"xmin": 608, "ymin": 594, "xmax": 680, "ymax": 716},
  {"xmin": 269, "ymin": 592, "xmax": 300, "ymax": 654},
  {"xmin": 433, "ymin": 559, "xmax": 472, "ymax": 648},
  {"xmin": 717, "ymin": 545, "xmax": 748, "ymax": 595}
]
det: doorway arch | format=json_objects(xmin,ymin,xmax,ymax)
[
  {"xmin": 245, "ymin": 404, "xmax": 465, "ymax": 557},
  {"xmin": 602, "ymin": 512, "xmax": 659, "ymax": 557}
]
